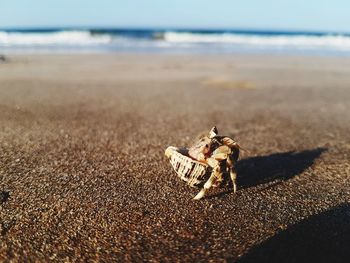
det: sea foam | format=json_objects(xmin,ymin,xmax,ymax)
[
  {"xmin": 2, "ymin": 28, "xmax": 350, "ymax": 54},
  {"xmin": 163, "ymin": 32, "xmax": 350, "ymax": 50},
  {"xmin": 0, "ymin": 30, "xmax": 111, "ymax": 46}
]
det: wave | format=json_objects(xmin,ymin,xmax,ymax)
[
  {"xmin": 0, "ymin": 30, "xmax": 112, "ymax": 46},
  {"xmin": 2, "ymin": 28, "xmax": 350, "ymax": 54},
  {"xmin": 163, "ymin": 32, "xmax": 350, "ymax": 50}
]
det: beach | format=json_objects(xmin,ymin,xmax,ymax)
[{"xmin": 0, "ymin": 54, "xmax": 349, "ymax": 261}]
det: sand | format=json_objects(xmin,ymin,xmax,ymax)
[{"xmin": 0, "ymin": 54, "xmax": 349, "ymax": 262}]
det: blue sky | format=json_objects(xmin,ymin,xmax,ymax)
[{"xmin": 1, "ymin": 0, "xmax": 349, "ymax": 32}]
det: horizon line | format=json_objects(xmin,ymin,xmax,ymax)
[{"xmin": 0, "ymin": 25, "xmax": 349, "ymax": 35}]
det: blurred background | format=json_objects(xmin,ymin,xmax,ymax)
[
  {"xmin": 1, "ymin": 0, "xmax": 350, "ymax": 55},
  {"xmin": 1, "ymin": 1, "xmax": 350, "ymax": 262}
]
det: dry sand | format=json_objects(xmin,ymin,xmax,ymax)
[{"xmin": 0, "ymin": 54, "xmax": 349, "ymax": 262}]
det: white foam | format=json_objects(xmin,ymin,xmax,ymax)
[
  {"xmin": 163, "ymin": 32, "xmax": 350, "ymax": 50},
  {"xmin": 0, "ymin": 31, "xmax": 112, "ymax": 46},
  {"xmin": 3, "ymin": 30, "xmax": 350, "ymax": 54}
]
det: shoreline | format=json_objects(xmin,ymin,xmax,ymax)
[{"xmin": 3, "ymin": 49, "xmax": 350, "ymax": 58}]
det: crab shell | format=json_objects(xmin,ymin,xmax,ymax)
[
  {"xmin": 165, "ymin": 127, "xmax": 240, "ymax": 199},
  {"xmin": 165, "ymin": 146, "xmax": 211, "ymax": 187},
  {"xmin": 165, "ymin": 138, "xmax": 239, "ymax": 187}
]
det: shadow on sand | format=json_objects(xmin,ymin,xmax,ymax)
[
  {"xmin": 236, "ymin": 203, "xmax": 350, "ymax": 263},
  {"xmin": 206, "ymin": 148, "xmax": 326, "ymax": 199},
  {"xmin": 236, "ymin": 147, "xmax": 326, "ymax": 189}
]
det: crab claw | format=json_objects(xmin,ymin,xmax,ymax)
[
  {"xmin": 222, "ymin": 137, "xmax": 240, "ymax": 148},
  {"xmin": 210, "ymin": 145, "xmax": 231, "ymax": 161}
]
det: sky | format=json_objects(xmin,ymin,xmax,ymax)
[{"xmin": 1, "ymin": 0, "xmax": 349, "ymax": 32}]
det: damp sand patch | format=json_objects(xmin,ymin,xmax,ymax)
[{"xmin": 202, "ymin": 78, "xmax": 256, "ymax": 90}]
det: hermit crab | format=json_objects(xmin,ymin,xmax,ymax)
[{"xmin": 165, "ymin": 127, "xmax": 240, "ymax": 200}]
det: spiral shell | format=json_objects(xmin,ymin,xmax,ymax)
[{"xmin": 165, "ymin": 146, "xmax": 210, "ymax": 187}]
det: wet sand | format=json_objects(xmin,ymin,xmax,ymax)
[{"xmin": 0, "ymin": 54, "xmax": 349, "ymax": 262}]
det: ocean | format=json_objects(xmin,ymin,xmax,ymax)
[{"xmin": 1, "ymin": 28, "xmax": 350, "ymax": 55}]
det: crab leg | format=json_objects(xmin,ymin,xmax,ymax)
[
  {"xmin": 193, "ymin": 172, "xmax": 216, "ymax": 200},
  {"xmin": 230, "ymin": 168, "xmax": 237, "ymax": 193},
  {"xmin": 226, "ymin": 155, "xmax": 237, "ymax": 193},
  {"xmin": 193, "ymin": 164, "xmax": 223, "ymax": 200}
]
